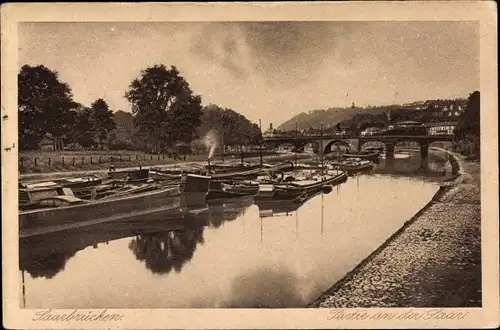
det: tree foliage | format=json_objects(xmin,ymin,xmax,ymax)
[
  {"xmin": 454, "ymin": 91, "xmax": 480, "ymax": 157},
  {"xmin": 455, "ymin": 91, "xmax": 480, "ymax": 140},
  {"xmin": 89, "ymin": 98, "xmax": 116, "ymax": 149},
  {"xmin": 124, "ymin": 65, "xmax": 203, "ymax": 152},
  {"xmin": 71, "ymin": 106, "xmax": 96, "ymax": 148},
  {"xmin": 18, "ymin": 65, "xmax": 79, "ymax": 150},
  {"xmin": 199, "ymin": 105, "xmax": 261, "ymax": 147}
]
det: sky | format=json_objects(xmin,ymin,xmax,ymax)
[{"xmin": 19, "ymin": 21, "xmax": 479, "ymax": 129}]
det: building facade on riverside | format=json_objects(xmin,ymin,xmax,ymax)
[
  {"xmin": 425, "ymin": 121, "xmax": 458, "ymax": 135},
  {"xmin": 423, "ymin": 104, "xmax": 465, "ymax": 121}
]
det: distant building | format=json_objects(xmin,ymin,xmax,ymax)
[
  {"xmin": 394, "ymin": 120, "xmax": 422, "ymax": 127},
  {"xmin": 423, "ymin": 103, "xmax": 464, "ymax": 122},
  {"xmin": 263, "ymin": 130, "xmax": 275, "ymax": 138},
  {"xmin": 277, "ymin": 143, "xmax": 294, "ymax": 153},
  {"xmin": 38, "ymin": 134, "xmax": 110, "ymax": 150},
  {"xmin": 38, "ymin": 136, "xmax": 54, "ymax": 150},
  {"xmin": 361, "ymin": 127, "xmax": 382, "ymax": 136},
  {"xmin": 175, "ymin": 142, "xmax": 192, "ymax": 155},
  {"xmin": 426, "ymin": 121, "xmax": 458, "ymax": 135},
  {"xmin": 263, "ymin": 123, "xmax": 275, "ymax": 138}
]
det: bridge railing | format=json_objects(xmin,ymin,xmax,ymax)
[{"xmin": 263, "ymin": 133, "xmax": 454, "ymax": 140}]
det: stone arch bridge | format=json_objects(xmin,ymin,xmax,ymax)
[{"xmin": 263, "ymin": 134, "xmax": 454, "ymax": 167}]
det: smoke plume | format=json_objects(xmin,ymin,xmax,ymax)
[{"xmin": 203, "ymin": 129, "xmax": 219, "ymax": 160}]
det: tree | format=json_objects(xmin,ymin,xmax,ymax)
[
  {"xmin": 454, "ymin": 91, "xmax": 480, "ymax": 157},
  {"xmin": 199, "ymin": 104, "xmax": 261, "ymax": 151},
  {"xmin": 124, "ymin": 65, "xmax": 203, "ymax": 152},
  {"xmin": 72, "ymin": 106, "xmax": 96, "ymax": 148},
  {"xmin": 248, "ymin": 123, "xmax": 262, "ymax": 145},
  {"xmin": 455, "ymin": 91, "xmax": 480, "ymax": 140},
  {"xmin": 128, "ymin": 223, "xmax": 204, "ymax": 275},
  {"xmin": 18, "ymin": 65, "xmax": 78, "ymax": 150},
  {"xmin": 89, "ymin": 98, "xmax": 116, "ymax": 149}
]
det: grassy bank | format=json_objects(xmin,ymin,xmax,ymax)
[
  {"xmin": 18, "ymin": 150, "xmax": 296, "ymax": 174},
  {"xmin": 310, "ymin": 152, "xmax": 481, "ymax": 307}
]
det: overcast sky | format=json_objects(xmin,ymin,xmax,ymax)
[{"xmin": 19, "ymin": 21, "xmax": 479, "ymax": 128}]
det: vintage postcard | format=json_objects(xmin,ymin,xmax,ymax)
[{"xmin": 1, "ymin": 1, "xmax": 498, "ymax": 329}]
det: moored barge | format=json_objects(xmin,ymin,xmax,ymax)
[{"xmin": 19, "ymin": 174, "xmax": 211, "ymax": 236}]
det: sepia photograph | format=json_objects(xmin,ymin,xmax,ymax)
[{"xmin": 2, "ymin": 2, "xmax": 498, "ymax": 329}]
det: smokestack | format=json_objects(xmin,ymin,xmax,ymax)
[
  {"xmin": 207, "ymin": 158, "xmax": 211, "ymax": 172},
  {"xmin": 270, "ymin": 123, "xmax": 273, "ymax": 131}
]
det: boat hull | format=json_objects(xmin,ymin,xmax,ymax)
[
  {"xmin": 343, "ymin": 153, "xmax": 380, "ymax": 163},
  {"xmin": 19, "ymin": 186, "xmax": 183, "ymax": 235},
  {"xmin": 211, "ymin": 167, "xmax": 261, "ymax": 180},
  {"xmin": 108, "ymin": 168, "xmax": 151, "ymax": 182},
  {"xmin": 205, "ymin": 181, "xmax": 259, "ymax": 201},
  {"xmin": 206, "ymin": 190, "xmax": 253, "ymax": 200},
  {"xmin": 265, "ymin": 172, "xmax": 348, "ymax": 201},
  {"xmin": 341, "ymin": 163, "xmax": 374, "ymax": 174},
  {"xmin": 19, "ymin": 174, "xmax": 212, "ymax": 236}
]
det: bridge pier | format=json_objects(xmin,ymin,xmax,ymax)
[
  {"xmin": 384, "ymin": 156, "xmax": 395, "ymax": 170},
  {"xmin": 384, "ymin": 143, "xmax": 395, "ymax": 160},
  {"xmin": 319, "ymin": 139, "xmax": 324, "ymax": 165},
  {"xmin": 419, "ymin": 142, "xmax": 429, "ymax": 170}
]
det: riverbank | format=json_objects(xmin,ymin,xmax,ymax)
[
  {"xmin": 19, "ymin": 153, "xmax": 314, "ymax": 182},
  {"xmin": 310, "ymin": 151, "xmax": 481, "ymax": 307},
  {"xmin": 19, "ymin": 150, "xmax": 281, "ymax": 174}
]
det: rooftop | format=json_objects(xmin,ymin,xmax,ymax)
[{"xmin": 425, "ymin": 121, "xmax": 459, "ymax": 127}]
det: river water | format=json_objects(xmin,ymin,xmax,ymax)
[{"xmin": 19, "ymin": 150, "xmax": 452, "ymax": 308}]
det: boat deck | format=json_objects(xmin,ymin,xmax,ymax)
[{"xmin": 289, "ymin": 180, "xmax": 321, "ymax": 186}]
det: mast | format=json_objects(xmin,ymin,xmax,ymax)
[
  {"xmin": 22, "ymin": 270, "xmax": 26, "ymax": 308},
  {"xmin": 240, "ymin": 145, "xmax": 244, "ymax": 166},
  {"xmin": 321, "ymin": 193, "xmax": 324, "ymax": 238},
  {"xmin": 221, "ymin": 131, "xmax": 225, "ymax": 162},
  {"xmin": 260, "ymin": 215, "xmax": 263, "ymax": 244},
  {"xmin": 259, "ymin": 119, "xmax": 263, "ymax": 168},
  {"xmin": 320, "ymin": 122, "xmax": 324, "ymax": 169},
  {"xmin": 295, "ymin": 210, "xmax": 299, "ymax": 240},
  {"xmin": 295, "ymin": 121, "xmax": 298, "ymax": 169}
]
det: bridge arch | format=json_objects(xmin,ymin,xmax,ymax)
[
  {"xmin": 394, "ymin": 140, "xmax": 422, "ymax": 148},
  {"xmin": 359, "ymin": 139, "xmax": 385, "ymax": 151},
  {"xmin": 302, "ymin": 141, "xmax": 320, "ymax": 154},
  {"xmin": 359, "ymin": 140, "xmax": 386, "ymax": 151},
  {"xmin": 428, "ymin": 140, "xmax": 453, "ymax": 150},
  {"xmin": 323, "ymin": 140, "xmax": 351, "ymax": 154}
]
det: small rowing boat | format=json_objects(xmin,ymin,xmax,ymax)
[
  {"xmin": 206, "ymin": 181, "xmax": 259, "ymax": 201},
  {"xmin": 340, "ymin": 158, "xmax": 374, "ymax": 173},
  {"xmin": 342, "ymin": 151, "xmax": 380, "ymax": 163}
]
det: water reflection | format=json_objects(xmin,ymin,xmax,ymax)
[
  {"xmin": 225, "ymin": 266, "xmax": 306, "ymax": 308},
  {"xmin": 20, "ymin": 199, "xmax": 255, "ymax": 280},
  {"xmin": 20, "ymin": 251, "xmax": 78, "ymax": 280},
  {"xmin": 374, "ymin": 151, "xmax": 450, "ymax": 180},
  {"xmin": 129, "ymin": 226, "xmax": 204, "ymax": 275},
  {"xmin": 208, "ymin": 198, "xmax": 254, "ymax": 228},
  {"xmin": 129, "ymin": 199, "xmax": 253, "ymax": 275}
]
